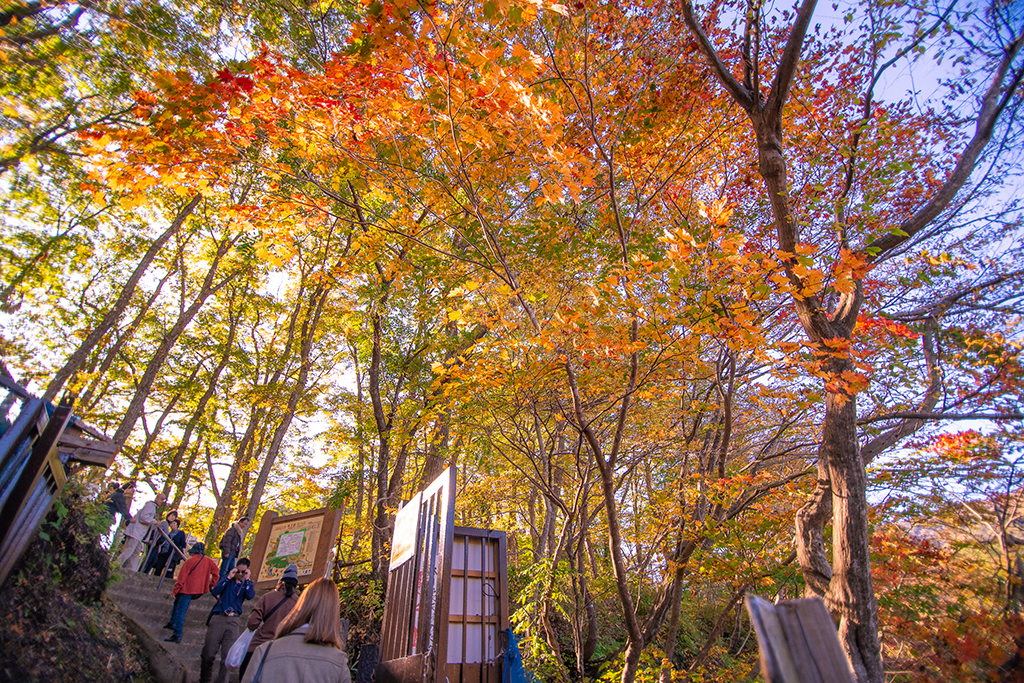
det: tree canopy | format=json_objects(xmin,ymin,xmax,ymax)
[{"xmin": 1, "ymin": 0, "xmax": 1022, "ymax": 680}]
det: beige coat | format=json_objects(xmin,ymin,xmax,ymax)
[
  {"xmin": 124, "ymin": 500, "xmax": 158, "ymax": 541},
  {"xmin": 241, "ymin": 626, "xmax": 350, "ymax": 683}
]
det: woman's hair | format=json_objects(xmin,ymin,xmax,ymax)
[
  {"xmin": 274, "ymin": 577, "xmax": 342, "ymax": 649},
  {"xmin": 279, "ymin": 578, "xmax": 296, "ymax": 599}
]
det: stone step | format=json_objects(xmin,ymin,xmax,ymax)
[
  {"xmin": 107, "ymin": 568, "xmax": 262, "ymax": 683},
  {"xmin": 111, "ymin": 590, "xmax": 216, "ymax": 618}
]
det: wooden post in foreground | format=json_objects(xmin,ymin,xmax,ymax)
[{"xmin": 745, "ymin": 594, "xmax": 857, "ymax": 683}]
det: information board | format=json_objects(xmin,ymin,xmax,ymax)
[{"xmin": 249, "ymin": 507, "xmax": 342, "ymax": 590}]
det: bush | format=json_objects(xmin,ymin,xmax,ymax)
[{"xmin": 337, "ymin": 568, "xmax": 385, "ymax": 663}]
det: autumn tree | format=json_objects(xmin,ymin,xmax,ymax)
[{"xmin": 675, "ymin": 0, "xmax": 1024, "ymax": 679}]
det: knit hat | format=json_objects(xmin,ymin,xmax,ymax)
[
  {"xmin": 282, "ymin": 564, "xmax": 298, "ymax": 582},
  {"xmin": 189, "ymin": 542, "xmax": 205, "ymax": 555}
]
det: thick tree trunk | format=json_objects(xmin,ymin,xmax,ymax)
[
  {"xmin": 621, "ymin": 642, "xmax": 644, "ymax": 683},
  {"xmin": 680, "ymin": 6, "xmax": 1023, "ymax": 680},
  {"xmin": 795, "ymin": 460, "xmax": 834, "ymax": 597},
  {"xmin": 823, "ymin": 386, "xmax": 883, "ymax": 683},
  {"xmin": 43, "ymin": 195, "xmax": 201, "ymax": 403}
]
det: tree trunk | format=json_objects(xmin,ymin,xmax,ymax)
[
  {"xmin": 133, "ymin": 391, "xmax": 182, "ymax": 469},
  {"xmin": 206, "ymin": 403, "xmax": 262, "ymax": 545},
  {"xmin": 207, "ymin": 265, "xmax": 309, "ymax": 543},
  {"xmin": 369, "ymin": 312, "xmax": 393, "ymax": 582},
  {"xmin": 418, "ymin": 408, "xmax": 450, "ymax": 491},
  {"xmin": 164, "ymin": 297, "xmax": 240, "ymax": 500},
  {"xmin": 795, "ymin": 460, "xmax": 834, "ymax": 597},
  {"xmin": 170, "ymin": 430, "xmax": 205, "ymax": 511},
  {"xmin": 79, "ymin": 264, "xmax": 176, "ymax": 412},
  {"xmin": 687, "ymin": 584, "xmax": 750, "ymax": 674},
  {"xmin": 349, "ymin": 341, "xmax": 366, "ymax": 559},
  {"xmin": 109, "ymin": 230, "xmax": 239, "ymax": 452},
  {"xmin": 1, "ymin": 221, "xmax": 86, "ymax": 312},
  {"xmin": 572, "ymin": 530, "xmax": 598, "ymax": 677},
  {"xmin": 658, "ymin": 560, "xmax": 684, "ymax": 683},
  {"xmin": 43, "ymin": 194, "xmax": 201, "ymax": 403},
  {"xmin": 243, "ymin": 283, "xmax": 329, "ymax": 521},
  {"xmin": 823, "ymin": 385, "xmax": 882, "ymax": 683}
]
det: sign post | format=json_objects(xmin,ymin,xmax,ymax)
[{"xmin": 377, "ymin": 467, "xmax": 509, "ymax": 683}]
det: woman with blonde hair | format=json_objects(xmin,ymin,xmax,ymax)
[{"xmin": 241, "ymin": 577, "xmax": 350, "ymax": 683}]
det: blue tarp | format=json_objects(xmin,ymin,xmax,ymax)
[{"xmin": 502, "ymin": 630, "xmax": 538, "ymax": 683}]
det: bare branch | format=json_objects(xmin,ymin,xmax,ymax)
[
  {"xmin": 864, "ymin": 28, "xmax": 1024, "ymax": 260},
  {"xmin": 860, "ymin": 411, "xmax": 1024, "ymax": 424},
  {"xmin": 680, "ymin": 0, "xmax": 755, "ymax": 110},
  {"xmin": 764, "ymin": 0, "xmax": 819, "ymax": 119}
]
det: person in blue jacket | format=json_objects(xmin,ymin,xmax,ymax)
[{"xmin": 200, "ymin": 557, "xmax": 255, "ymax": 683}]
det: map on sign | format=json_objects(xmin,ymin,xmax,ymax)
[
  {"xmin": 277, "ymin": 530, "xmax": 305, "ymax": 556},
  {"xmin": 258, "ymin": 515, "xmax": 323, "ymax": 582}
]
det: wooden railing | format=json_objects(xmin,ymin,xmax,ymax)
[
  {"xmin": 0, "ymin": 376, "xmax": 73, "ymax": 586},
  {"xmin": 0, "ymin": 376, "xmax": 113, "ymax": 588},
  {"xmin": 143, "ymin": 522, "xmax": 191, "ymax": 590}
]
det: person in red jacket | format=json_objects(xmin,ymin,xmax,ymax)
[{"xmin": 164, "ymin": 542, "xmax": 219, "ymax": 643}]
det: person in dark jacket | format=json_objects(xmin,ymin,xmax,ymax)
[
  {"xmin": 217, "ymin": 516, "xmax": 250, "ymax": 580},
  {"xmin": 142, "ymin": 511, "xmax": 180, "ymax": 574},
  {"xmin": 103, "ymin": 483, "xmax": 132, "ymax": 532},
  {"xmin": 201, "ymin": 558, "xmax": 255, "ymax": 683},
  {"xmin": 239, "ymin": 564, "xmax": 300, "ymax": 677},
  {"xmin": 145, "ymin": 517, "xmax": 186, "ymax": 577}
]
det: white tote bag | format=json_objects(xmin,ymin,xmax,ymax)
[{"xmin": 226, "ymin": 628, "xmax": 255, "ymax": 668}]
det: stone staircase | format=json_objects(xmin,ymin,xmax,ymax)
[{"xmin": 106, "ymin": 569, "xmax": 261, "ymax": 683}]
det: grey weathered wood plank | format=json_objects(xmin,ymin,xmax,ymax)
[
  {"xmin": 776, "ymin": 601, "xmax": 823, "ymax": 683},
  {"xmin": 746, "ymin": 594, "xmax": 801, "ymax": 683},
  {"xmin": 793, "ymin": 598, "xmax": 856, "ymax": 682},
  {"xmin": 745, "ymin": 594, "xmax": 858, "ymax": 683}
]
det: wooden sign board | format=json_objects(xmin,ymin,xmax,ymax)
[
  {"xmin": 378, "ymin": 467, "xmax": 457, "ymax": 683},
  {"xmin": 249, "ymin": 507, "xmax": 342, "ymax": 590},
  {"xmin": 390, "ymin": 489, "xmax": 421, "ymax": 569}
]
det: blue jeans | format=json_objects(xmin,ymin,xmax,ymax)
[
  {"xmin": 170, "ymin": 593, "xmax": 194, "ymax": 639},
  {"xmin": 218, "ymin": 554, "xmax": 236, "ymax": 581}
]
